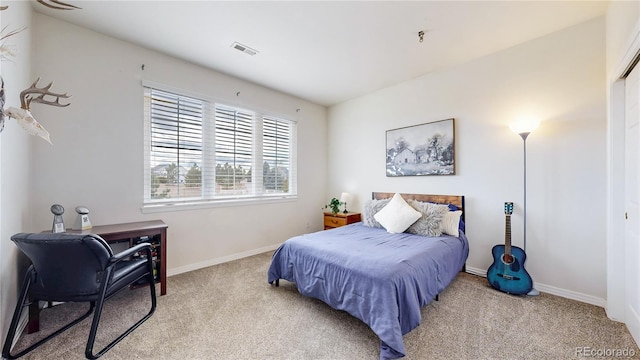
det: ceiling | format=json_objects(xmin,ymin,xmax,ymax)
[{"xmin": 33, "ymin": 1, "xmax": 609, "ymax": 107}]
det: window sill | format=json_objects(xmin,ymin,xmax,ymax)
[{"xmin": 141, "ymin": 196, "xmax": 298, "ymax": 214}]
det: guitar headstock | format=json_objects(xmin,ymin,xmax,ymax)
[{"xmin": 504, "ymin": 202, "xmax": 514, "ymax": 215}]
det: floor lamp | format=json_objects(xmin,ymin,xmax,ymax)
[{"xmin": 510, "ymin": 118, "xmax": 540, "ymax": 296}]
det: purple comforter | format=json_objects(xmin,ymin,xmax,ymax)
[{"xmin": 267, "ymin": 222, "xmax": 469, "ymax": 359}]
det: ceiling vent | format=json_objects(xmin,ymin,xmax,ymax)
[{"xmin": 231, "ymin": 42, "xmax": 258, "ymax": 56}]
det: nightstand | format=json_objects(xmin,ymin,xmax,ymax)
[{"xmin": 323, "ymin": 212, "xmax": 362, "ymax": 230}]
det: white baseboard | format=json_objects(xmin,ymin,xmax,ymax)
[
  {"xmin": 464, "ymin": 266, "xmax": 488, "ymax": 278},
  {"xmin": 167, "ymin": 243, "xmax": 280, "ymax": 277},
  {"xmin": 465, "ymin": 266, "xmax": 607, "ymax": 308}
]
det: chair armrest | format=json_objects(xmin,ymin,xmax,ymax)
[{"xmin": 110, "ymin": 243, "xmax": 152, "ymax": 264}]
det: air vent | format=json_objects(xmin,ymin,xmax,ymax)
[{"xmin": 231, "ymin": 42, "xmax": 258, "ymax": 56}]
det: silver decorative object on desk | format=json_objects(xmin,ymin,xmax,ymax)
[
  {"xmin": 50, "ymin": 204, "xmax": 65, "ymax": 233},
  {"xmin": 73, "ymin": 206, "xmax": 92, "ymax": 230}
]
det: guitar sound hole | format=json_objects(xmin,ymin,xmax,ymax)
[{"xmin": 501, "ymin": 254, "xmax": 514, "ymax": 265}]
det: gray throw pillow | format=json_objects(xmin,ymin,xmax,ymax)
[
  {"xmin": 362, "ymin": 198, "xmax": 391, "ymax": 228},
  {"xmin": 406, "ymin": 200, "xmax": 450, "ymax": 237}
]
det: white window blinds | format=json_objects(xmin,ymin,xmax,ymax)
[
  {"xmin": 263, "ymin": 116, "xmax": 294, "ymax": 195},
  {"xmin": 146, "ymin": 88, "xmax": 205, "ymax": 201},
  {"xmin": 143, "ymin": 85, "xmax": 297, "ymax": 207},
  {"xmin": 214, "ymin": 106, "xmax": 254, "ymax": 196}
]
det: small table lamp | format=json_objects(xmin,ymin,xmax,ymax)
[{"xmin": 340, "ymin": 192, "xmax": 350, "ymax": 213}]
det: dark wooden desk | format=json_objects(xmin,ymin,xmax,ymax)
[
  {"xmin": 70, "ymin": 220, "xmax": 168, "ymax": 296},
  {"xmin": 29, "ymin": 220, "xmax": 168, "ymax": 333}
]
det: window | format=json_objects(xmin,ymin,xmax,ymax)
[
  {"xmin": 263, "ymin": 116, "xmax": 294, "ymax": 194},
  {"xmin": 214, "ymin": 105, "xmax": 254, "ymax": 196},
  {"xmin": 143, "ymin": 85, "xmax": 296, "ymax": 209}
]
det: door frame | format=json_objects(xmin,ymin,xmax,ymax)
[{"xmin": 607, "ymin": 22, "xmax": 640, "ymax": 345}]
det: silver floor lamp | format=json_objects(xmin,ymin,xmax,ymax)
[{"xmin": 510, "ymin": 119, "xmax": 540, "ymax": 296}]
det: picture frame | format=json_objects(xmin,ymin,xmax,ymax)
[{"xmin": 386, "ymin": 118, "xmax": 455, "ymax": 176}]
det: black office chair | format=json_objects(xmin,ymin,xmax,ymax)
[{"xmin": 2, "ymin": 232, "xmax": 157, "ymax": 359}]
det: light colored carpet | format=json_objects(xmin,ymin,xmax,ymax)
[{"xmin": 10, "ymin": 251, "xmax": 639, "ymax": 359}]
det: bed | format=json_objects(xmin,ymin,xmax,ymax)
[{"xmin": 267, "ymin": 192, "xmax": 469, "ymax": 359}]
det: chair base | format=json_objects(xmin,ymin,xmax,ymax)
[
  {"xmin": 2, "ymin": 265, "xmax": 157, "ymax": 359},
  {"xmin": 86, "ymin": 276, "xmax": 157, "ymax": 359},
  {"xmin": 2, "ymin": 269, "xmax": 97, "ymax": 360}
]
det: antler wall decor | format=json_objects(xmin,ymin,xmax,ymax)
[
  {"xmin": 36, "ymin": 0, "xmax": 81, "ymax": 10},
  {"xmin": 0, "ymin": 0, "xmax": 81, "ymax": 59},
  {"xmin": 0, "ymin": 25, "xmax": 28, "ymax": 61},
  {"xmin": 0, "ymin": 1, "xmax": 77, "ymax": 144},
  {"xmin": 0, "ymin": 79, "xmax": 5, "ymax": 133},
  {"xmin": 1, "ymin": 0, "xmax": 81, "ymax": 11},
  {"xmin": 0, "ymin": 77, "xmax": 71, "ymax": 145}
]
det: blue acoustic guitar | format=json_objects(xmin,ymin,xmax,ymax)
[{"xmin": 487, "ymin": 202, "xmax": 533, "ymax": 295}]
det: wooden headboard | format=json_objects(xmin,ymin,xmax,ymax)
[{"xmin": 372, "ymin": 192, "xmax": 465, "ymax": 223}]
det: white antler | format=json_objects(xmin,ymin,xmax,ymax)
[
  {"xmin": 20, "ymin": 78, "xmax": 71, "ymax": 110},
  {"xmin": 2, "ymin": 78, "xmax": 72, "ymax": 145}
]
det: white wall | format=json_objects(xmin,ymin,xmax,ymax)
[
  {"xmin": 30, "ymin": 13, "xmax": 327, "ymax": 275},
  {"xmin": 0, "ymin": 0, "xmax": 34, "ymax": 343},
  {"xmin": 328, "ymin": 18, "xmax": 607, "ymax": 304}
]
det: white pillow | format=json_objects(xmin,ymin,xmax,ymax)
[
  {"xmin": 374, "ymin": 193, "xmax": 422, "ymax": 233},
  {"xmin": 440, "ymin": 210, "xmax": 463, "ymax": 237}
]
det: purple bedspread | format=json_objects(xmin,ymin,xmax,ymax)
[{"xmin": 267, "ymin": 222, "xmax": 469, "ymax": 359}]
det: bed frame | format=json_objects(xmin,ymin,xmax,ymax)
[
  {"xmin": 373, "ymin": 192, "xmax": 467, "ymax": 284},
  {"xmin": 372, "ymin": 192, "xmax": 465, "ymax": 223},
  {"xmin": 268, "ymin": 192, "xmax": 469, "ymax": 356},
  {"xmin": 271, "ymin": 192, "xmax": 465, "ymax": 289}
]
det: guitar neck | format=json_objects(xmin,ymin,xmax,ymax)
[{"xmin": 505, "ymin": 215, "xmax": 512, "ymax": 255}]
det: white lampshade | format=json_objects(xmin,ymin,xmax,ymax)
[
  {"xmin": 340, "ymin": 192, "xmax": 350, "ymax": 203},
  {"xmin": 509, "ymin": 117, "xmax": 540, "ymax": 134}
]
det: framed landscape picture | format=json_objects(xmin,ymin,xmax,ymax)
[{"xmin": 386, "ymin": 118, "xmax": 455, "ymax": 176}]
